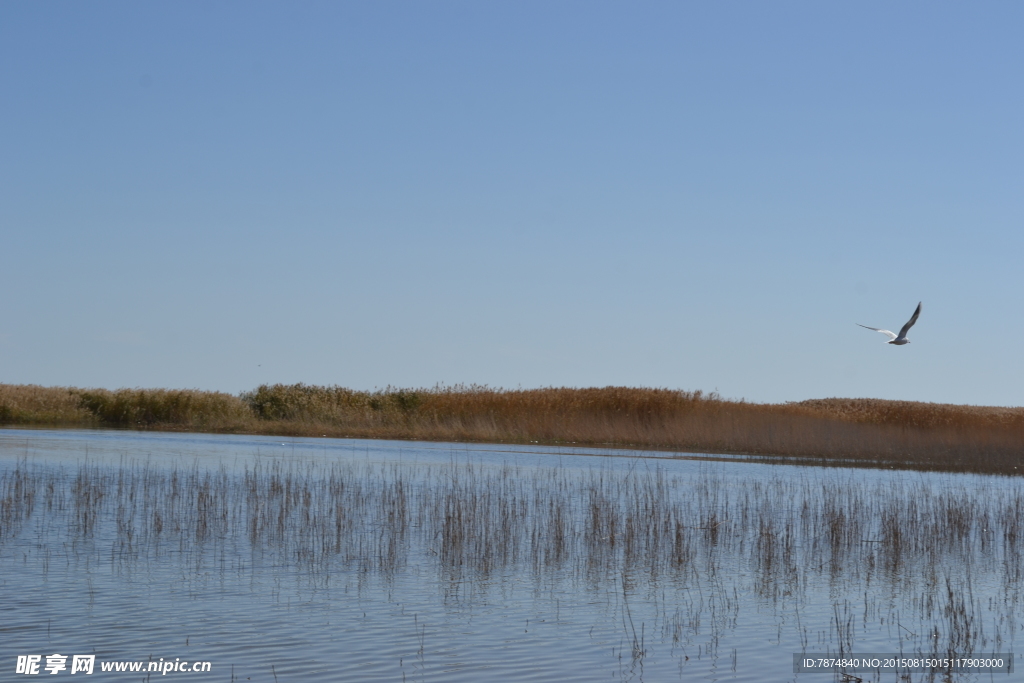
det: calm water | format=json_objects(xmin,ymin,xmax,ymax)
[{"xmin": 1, "ymin": 428, "xmax": 1021, "ymax": 682}]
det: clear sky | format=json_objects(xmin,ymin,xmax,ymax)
[{"xmin": 2, "ymin": 2, "xmax": 1022, "ymax": 406}]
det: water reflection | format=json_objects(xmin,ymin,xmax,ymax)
[{"xmin": 1, "ymin": 429, "xmax": 1020, "ymax": 681}]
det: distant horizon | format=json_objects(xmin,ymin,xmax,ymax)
[{"xmin": 2, "ymin": 379, "xmax": 1021, "ymax": 410}]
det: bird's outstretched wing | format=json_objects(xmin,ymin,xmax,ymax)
[
  {"xmin": 895, "ymin": 302, "xmax": 922, "ymax": 341},
  {"xmin": 857, "ymin": 324, "xmax": 898, "ymax": 342}
]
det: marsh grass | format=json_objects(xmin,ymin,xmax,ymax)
[
  {"xmin": 3, "ymin": 457, "xmax": 1021, "ymax": 667},
  {"xmin": 0, "ymin": 384, "xmax": 94, "ymax": 425},
  {"xmin": 2, "ymin": 383, "xmax": 1023, "ymax": 473}
]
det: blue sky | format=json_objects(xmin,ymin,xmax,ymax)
[{"xmin": 2, "ymin": 2, "xmax": 1022, "ymax": 405}]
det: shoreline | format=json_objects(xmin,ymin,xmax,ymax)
[{"xmin": 2, "ymin": 382, "xmax": 1022, "ymax": 475}]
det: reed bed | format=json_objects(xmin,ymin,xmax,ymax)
[
  {"xmin": 2, "ymin": 383, "xmax": 1023, "ymax": 473},
  {"xmin": 2, "ymin": 457, "xmax": 1020, "ymax": 663}
]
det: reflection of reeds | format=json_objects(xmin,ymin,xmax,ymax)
[
  {"xmin": 3, "ymin": 457, "xmax": 1022, "ymax": 662},
  {"xmin": 3, "ymin": 459, "xmax": 1020, "ymax": 592}
]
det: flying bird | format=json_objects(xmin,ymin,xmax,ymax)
[{"xmin": 857, "ymin": 302, "xmax": 922, "ymax": 345}]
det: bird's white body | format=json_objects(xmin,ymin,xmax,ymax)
[{"xmin": 857, "ymin": 302, "xmax": 921, "ymax": 345}]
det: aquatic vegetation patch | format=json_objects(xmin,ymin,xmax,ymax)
[{"xmin": 1, "ymin": 383, "xmax": 1022, "ymax": 473}]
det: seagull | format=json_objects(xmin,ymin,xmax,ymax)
[{"xmin": 857, "ymin": 302, "xmax": 921, "ymax": 345}]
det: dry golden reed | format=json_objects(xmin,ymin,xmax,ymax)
[
  {"xmin": 0, "ymin": 385, "xmax": 248, "ymax": 429},
  {"xmin": 0, "ymin": 384, "xmax": 94, "ymax": 425},
  {"xmin": 1, "ymin": 382, "xmax": 1022, "ymax": 473}
]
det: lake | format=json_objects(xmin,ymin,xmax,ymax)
[{"xmin": 1, "ymin": 428, "xmax": 1020, "ymax": 681}]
